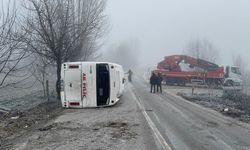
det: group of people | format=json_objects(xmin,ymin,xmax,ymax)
[
  {"xmin": 126, "ymin": 69, "xmax": 163, "ymax": 94},
  {"xmin": 150, "ymin": 72, "xmax": 163, "ymax": 93}
]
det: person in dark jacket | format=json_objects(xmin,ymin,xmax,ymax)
[
  {"xmin": 150, "ymin": 72, "xmax": 157, "ymax": 93},
  {"xmin": 127, "ymin": 69, "xmax": 133, "ymax": 82},
  {"xmin": 157, "ymin": 73, "xmax": 163, "ymax": 93}
]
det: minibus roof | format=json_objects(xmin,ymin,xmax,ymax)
[{"xmin": 63, "ymin": 61, "xmax": 120, "ymax": 66}]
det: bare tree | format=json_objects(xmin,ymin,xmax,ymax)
[
  {"xmin": 21, "ymin": 0, "xmax": 108, "ymax": 99},
  {"xmin": 0, "ymin": 0, "xmax": 31, "ymax": 88},
  {"xmin": 233, "ymin": 55, "xmax": 245, "ymax": 71},
  {"xmin": 184, "ymin": 38, "xmax": 220, "ymax": 63},
  {"xmin": 32, "ymin": 54, "xmax": 51, "ymax": 97},
  {"xmin": 244, "ymin": 70, "xmax": 250, "ymax": 85},
  {"xmin": 233, "ymin": 55, "xmax": 250, "ymax": 85}
]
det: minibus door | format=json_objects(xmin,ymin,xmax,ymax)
[{"xmin": 96, "ymin": 64, "xmax": 110, "ymax": 106}]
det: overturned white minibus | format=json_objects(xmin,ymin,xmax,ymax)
[{"xmin": 60, "ymin": 62, "xmax": 125, "ymax": 108}]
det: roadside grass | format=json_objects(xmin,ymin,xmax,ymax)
[
  {"xmin": 177, "ymin": 90, "xmax": 250, "ymax": 123},
  {"xmin": 0, "ymin": 97, "xmax": 62, "ymax": 149}
]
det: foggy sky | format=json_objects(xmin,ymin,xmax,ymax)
[{"xmin": 103, "ymin": 0, "xmax": 250, "ymax": 68}]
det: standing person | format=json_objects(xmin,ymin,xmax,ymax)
[
  {"xmin": 150, "ymin": 72, "xmax": 157, "ymax": 93},
  {"xmin": 127, "ymin": 69, "xmax": 133, "ymax": 82},
  {"xmin": 157, "ymin": 73, "xmax": 163, "ymax": 93}
]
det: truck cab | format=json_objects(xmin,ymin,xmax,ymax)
[{"xmin": 224, "ymin": 66, "xmax": 242, "ymax": 86}]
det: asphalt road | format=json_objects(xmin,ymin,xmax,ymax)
[
  {"xmin": 130, "ymin": 73, "xmax": 250, "ymax": 150},
  {"xmin": 5, "ymin": 73, "xmax": 250, "ymax": 150}
]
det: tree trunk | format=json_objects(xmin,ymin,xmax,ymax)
[
  {"xmin": 56, "ymin": 59, "xmax": 62, "ymax": 100},
  {"xmin": 42, "ymin": 70, "xmax": 46, "ymax": 97},
  {"xmin": 43, "ymin": 82, "xmax": 46, "ymax": 97}
]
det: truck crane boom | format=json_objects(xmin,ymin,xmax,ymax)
[
  {"xmin": 157, "ymin": 55, "xmax": 219, "ymax": 71},
  {"xmin": 154, "ymin": 55, "xmax": 242, "ymax": 87}
]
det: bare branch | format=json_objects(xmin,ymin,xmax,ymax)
[
  {"xmin": 21, "ymin": 0, "xmax": 108, "ymax": 99},
  {"xmin": 184, "ymin": 38, "xmax": 220, "ymax": 63}
]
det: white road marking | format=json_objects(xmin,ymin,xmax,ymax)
[
  {"xmin": 152, "ymin": 111, "xmax": 161, "ymax": 123},
  {"xmin": 129, "ymin": 85, "xmax": 172, "ymax": 150},
  {"xmin": 143, "ymin": 72, "xmax": 149, "ymax": 83},
  {"xmin": 140, "ymin": 72, "xmax": 249, "ymax": 149},
  {"xmin": 143, "ymin": 72, "xmax": 229, "ymax": 123}
]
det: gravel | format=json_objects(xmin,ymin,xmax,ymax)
[{"xmin": 2, "ymin": 87, "xmax": 156, "ymax": 150}]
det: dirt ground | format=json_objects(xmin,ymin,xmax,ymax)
[
  {"xmin": 1, "ymin": 86, "xmax": 157, "ymax": 150},
  {"xmin": 0, "ymin": 99, "xmax": 63, "ymax": 149}
]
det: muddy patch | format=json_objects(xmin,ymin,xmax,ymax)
[
  {"xmin": 38, "ymin": 121, "xmax": 83, "ymax": 132},
  {"xmin": 207, "ymin": 121, "xmax": 219, "ymax": 128},
  {"xmin": 93, "ymin": 121, "xmax": 138, "ymax": 140}
]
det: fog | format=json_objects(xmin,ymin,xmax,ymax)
[{"xmin": 102, "ymin": 0, "xmax": 250, "ymax": 69}]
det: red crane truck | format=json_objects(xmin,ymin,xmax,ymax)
[{"xmin": 154, "ymin": 55, "xmax": 242, "ymax": 87}]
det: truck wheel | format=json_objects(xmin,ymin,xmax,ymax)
[
  {"xmin": 166, "ymin": 80, "xmax": 172, "ymax": 85},
  {"xmin": 229, "ymin": 81, "xmax": 234, "ymax": 86},
  {"xmin": 225, "ymin": 80, "xmax": 234, "ymax": 86},
  {"xmin": 211, "ymin": 82, "xmax": 218, "ymax": 89},
  {"xmin": 181, "ymin": 78, "xmax": 186, "ymax": 86}
]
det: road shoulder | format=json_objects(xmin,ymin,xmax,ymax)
[{"xmin": 7, "ymin": 86, "xmax": 158, "ymax": 150}]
